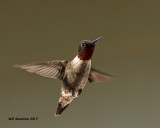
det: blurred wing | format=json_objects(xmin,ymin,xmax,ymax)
[
  {"xmin": 88, "ymin": 67, "xmax": 112, "ymax": 83},
  {"xmin": 14, "ymin": 60, "xmax": 68, "ymax": 80}
]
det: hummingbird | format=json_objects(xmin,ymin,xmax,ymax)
[{"xmin": 14, "ymin": 37, "xmax": 112, "ymax": 117}]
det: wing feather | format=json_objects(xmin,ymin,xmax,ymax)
[
  {"xmin": 88, "ymin": 67, "xmax": 113, "ymax": 83},
  {"xmin": 14, "ymin": 60, "xmax": 68, "ymax": 80}
]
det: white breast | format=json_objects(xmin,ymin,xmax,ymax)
[
  {"xmin": 71, "ymin": 56, "xmax": 91, "ymax": 68},
  {"xmin": 71, "ymin": 56, "xmax": 91, "ymax": 89}
]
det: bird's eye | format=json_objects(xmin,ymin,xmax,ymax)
[{"xmin": 81, "ymin": 43, "xmax": 85, "ymax": 47}]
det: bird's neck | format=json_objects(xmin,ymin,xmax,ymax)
[
  {"xmin": 71, "ymin": 56, "xmax": 91, "ymax": 68},
  {"xmin": 77, "ymin": 47, "xmax": 94, "ymax": 61}
]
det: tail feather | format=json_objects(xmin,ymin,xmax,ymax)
[
  {"xmin": 55, "ymin": 89, "xmax": 75, "ymax": 117},
  {"xmin": 55, "ymin": 103, "xmax": 69, "ymax": 116}
]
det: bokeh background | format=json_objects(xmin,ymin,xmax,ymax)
[{"xmin": 0, "ymin": 0, "xmax": 160, "ymax": 128}]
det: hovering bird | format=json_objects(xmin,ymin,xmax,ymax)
[{"xmin": 14, "ymin": 37, "xmax": 112, "ymax": 116}]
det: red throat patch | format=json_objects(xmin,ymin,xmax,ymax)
[{"xmin": 78, "ymin": 47, "xmax": 95, "ymax": 60}]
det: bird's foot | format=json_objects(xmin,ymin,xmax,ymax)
[
  {"xmin": 71, "ymin": 89, "xmax": 82, "ymax": 98},
  {"xmin": 78, "ymin": 89, "xmax": 82, "ymax": 96}
]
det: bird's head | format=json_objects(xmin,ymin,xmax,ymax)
[{"xmin": 77, "ymin": 37, "xmax": 102, "ymax": 60}]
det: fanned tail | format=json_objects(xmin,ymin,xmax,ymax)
[
  {"xmin": 55, "ymin": 89, "xmax": 74, "ymax": 117},
  {"xmin": 55, "ymin": 103, "xmax": 69, "ymax": 116}
]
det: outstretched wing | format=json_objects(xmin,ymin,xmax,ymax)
[
  {"xmin": 14, "ymin": 60, "xmax": 68, "ymax": 80},
  {"xmin": 88, "ymin": 67, "xmax": 112, "ymax": 82}
]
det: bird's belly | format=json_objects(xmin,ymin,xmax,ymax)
[
  {"xmin": 64, "ymin": 62, "xmax": 91, "ymax": 89},
  {"xmin": 65, "ymin": 69, "xmax": 89, "ymax": 88}
]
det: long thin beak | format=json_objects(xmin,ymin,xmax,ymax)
[{"xmin": 91, "ymin": 37, "xmax": 102, "ymax": 44}]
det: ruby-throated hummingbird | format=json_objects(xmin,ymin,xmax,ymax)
[{"xmin": 14, "ymin": 37, "xmax": 112, "ymax": 117}]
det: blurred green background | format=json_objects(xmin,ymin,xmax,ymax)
[{"xmin": 0, "ymin": 0, "xmax": 160, "ymax": 128}]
